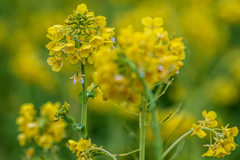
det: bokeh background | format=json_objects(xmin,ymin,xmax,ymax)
[{"xmin": 1, "ymin": 0, "xmax": 240, "ymax": 159}]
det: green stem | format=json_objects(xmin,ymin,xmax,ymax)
[
  {"xmin": 91, "ymin": 148, "xmax": 117, "ymax": 160},
  {"xmin": 127, "ymin": 60, "xmax": 162, "ymax": 160},
  {"xmin": 81, "ymin": 62, "xmax": 88, "ymax": 138},
  {"xmin": 117, "ymin": 149, "xmax": 141, "ymax": 157},
  {"xmin": 139, "ymin": 93, "xmax": 148, "ymax": 160},
  {"xmin": 202, "ymin": 127, "xmax": 220, "ymax": 138},
  {"xmin": 162, "ymin": 129, "xmax": 193, "ymax": 159}
]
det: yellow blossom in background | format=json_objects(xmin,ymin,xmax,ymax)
[
  {"xmin": 218, "ymin": 0, "xmax": 240, "ymax": 24},
  {"xmin": 26, "ymin": 147, "xmax": 35, "ymax": 159},
  {"xmin": 16, "ymin": 102, "xmax": 66, "ymax": 149}
]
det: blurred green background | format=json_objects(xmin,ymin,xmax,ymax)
[{"xmin": 1, "ymin": 0, "xmax": 240, "ymax": 159}]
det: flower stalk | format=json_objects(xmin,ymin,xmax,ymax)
[
  {"xmin": 162, "ymin": 129, "xmax": 193, "ymax": 159},
  {"xmin": 139, "ymin": 93, "xmax": 148, "ymax": 160},
  {"xmin": 81, "ymin": 62, "xmax": 88, "ymax": 138}
]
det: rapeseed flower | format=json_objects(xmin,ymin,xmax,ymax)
[
  {"xmin": 93, "ymin": 17, "xmax": 185, "ymax": 104},
  {"xmin": 198, "ymin": 110, "xmax": 218, "ymax": 128},
  {"xmin": 16, "ymin": 102, "xmax": 67, "ymax": 149},
  {"xmin": 46, "ymin": 3, "xmax": 115, "ymax": 72}
]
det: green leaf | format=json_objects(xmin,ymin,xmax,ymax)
[
  {"xmin": 78, "ymin": 90, "xmax": 95, "ymax": 104},
  {"xmin": 72, "ymin": 123, "xmax": 88, "ymax": 137},
  {"xmin": 87, "ymin": 89, "xmax": 95, "ymax": 100}
]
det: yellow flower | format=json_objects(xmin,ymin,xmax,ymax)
[
  {"xmin": 76, "ymin": 4, "xmax": 88, "ymax": 14},
  {"xmin": 153, "ymin": 17, "xmax": 163, "ymax": 27},
  {"xmin": 68, "ymin": 140, "xmax": 78, "ymax": 153},
  {"xmin": 191, "ymin": 123, "xmax": 207, "ymax": 138},
  {"xmin": 221, "ymin": 124, "xmax": 239, "ymax": 142},
  {"xmin": 87, "ymin": 55, "xmax": 94, "ymax": 64},
  {"xmin": 25, "ymin": 122, "xmax": 39, "ymax": 137},
  {"xmin": 17, "ymin": 133, "xmax": 27, "ymax": 146},
  {"xmin": 26, "ymin": 147, "xmax": 35, "ymax": 159},
  {"xmin": 101, "ymin": 28, "xmax": 115, "ymax": 39},
  {"xmin": 40, "ymin": 102, "xmax": 60, "ymax": 120},
  {"xmin": 141, "ymin": 17, "xmax": 152, "ymax": 27},
  {"xmin": 95, "ymin": 16, "xmax": 106, "ymax": 28},
  {"xmin": 79, "ymin": 44, "xmax": 92, "ymax": 58},
  {"xmin": 64, "ymin": 40, "xmax": 75, "ymax": 54},
  {"xmin": 68, "ymin": 52, "xmax": 80, "ymax": 64},
  {"xmin": 76, "ymin": 138, "xmax": 91, "ymax": 152},
  {"xmin": 215, "ymin": 144, "xmax": 227, "ymax": 158},
  {"xmin": 142, "ymin": 17, "xmax": 163, "ymax": 32},
  {"xmin": 202, "ymin": 145, "xmax": 215, "ymax": 157},
  {"xmin": 37, "ymin": 134, "xmax": 53, "ymax": 149},
  {"xmin": 89, "ymin": 36, "xmax": 103, "ymax": 47},
  {"xmin": 47, "ymin": 56, "xmax": 63, "ymax": 72},
  {"xmin": 69, "ymin": 72, "xmax": 85, "ymax": 84},
  {"xmin": 198, "ymin": 110, "xmax": 218, "ymax": 128},
  {"xmin": 18, "ymin": 103, "xmax": 36, "ymax": 120}
]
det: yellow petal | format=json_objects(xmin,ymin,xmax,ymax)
[
  {"xmin": 68, "ymin": 54, "xmax": 79, "ymax": 64},
  {"xmin": 202, "ymin": 149, "xmax": 215, "ymax": 157},
  {"xmin": 153, "ymin": 27, "xmax": 164, "ymax": 35},
  {"xmin": 207, "ymin": 111, "xmax": 217, "ymax": 120},
  {"xmin": 47, "ymin": 57, "xmax": 56, "ymax": 66},
  {"xmin": 153, "ymin": 17, "xmax": 163, "ymax": 27},
  {"xmin": 76, "ymin": 4, "xmax": 88, "ymax": 13},
  {"xmin": 209, "ymin": 120, "xmax": 218, "ymax": 128},
  {"xmin": 141, "ymin": 17, "xmax": 152, "ymax": 26},
  {"xmin": 202, "ymin": 110, "xmax": 207, "ymax": 118},
  {"xmin": 230, "ymin": 127, "xmax": 239, "ymax": 137},
  {"xmin": 87, "ymin": 55, "xmax": 94, "ymax": 64}
]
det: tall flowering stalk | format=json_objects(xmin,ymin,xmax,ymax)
[
  {"xmin": 45, "ymin": 3, "xmax": 115, "ymax": 138},
  {"xmin": 94, "ymin": 16, "xmax": 185, "ymax": 160}
]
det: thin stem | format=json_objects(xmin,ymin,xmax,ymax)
[
  {"xmin": 127, "ymin": 60, "xmax": 162, "ymax": 160},
  {"xmin": 76, "ymin": 63, "xmax": 81, "ymax": 69},
  {"xmin": 92, "ymin": 148, "xmax": 117, "ymax": 160},
  {"xmin": 162, "ymin": 129, "xmax": 193, "ymax": 159},
  {"xmin": 88, "ymin": 83, "xmax": 98, "ymax": 93},
  {"xmin": 148, "ymin": 78, "xmax": 174, "ymax": 106},
  {"xmin": 210, "ymin": 132, "xmax": 212, "ymax": 145},
  {"xmin": 81, "ymin": 62, "xmax": 88, "ymax": 138},
  {"xmin": 139, "ymin": 93, "xmax": 148, "ymax": 160},
  {"xmin": 118, "ymin": 103, "xmax": 141, "ymax": 117},
  {"xmin": 117, "ymin": 149, "xmax": 141, "ymax": 157},
  {"xmin": 202, "ymin": 127, "xmax": 220, "ymax": 138}
]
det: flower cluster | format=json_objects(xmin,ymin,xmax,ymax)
[
  {"xmin": 93, "ymin": 17, "xmax": 185, "ymax": 103},
  {"xmin": 191, "ymin": 110, "xmax": 238, "ymax": 158},
  {"xmin": 16, "ymin": 102, "xmax": 66, "ymax": 149},
  {"xmin": 45, "ymin": 4, "xmax": 115, "ymax": 72},
  {"xmin": 68, "ymin": 138, "xmax": 97, "ymax": 160}
]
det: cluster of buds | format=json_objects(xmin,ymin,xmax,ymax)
[
  {"xmin": 45, "ymin": 4, "xmax": 115, "ymax": 72},
  {"xmin": 191, "ymin": 110, "xmax": 238, "ymax": 158}
]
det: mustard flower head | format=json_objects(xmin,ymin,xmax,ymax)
[
  {"xmin": 45, "ymin": 3, "xmax": 115, "ymax": 72},
  {"xmin": 16, "ymin": 102, "xmax": 67, "ymax": 149},
  {"xmin": 68, "ymin": 138, "xmax": 96, "ymax": 160},
  {"xmin": 192, "ymin": 110, "xmax": 238, "ymax": 158},
  {"xmin": 93, "ymin": 17, "xmax": 185, "ymax": 104},
  {"xmin": 198, "ymin": 110, "xmax": 218, "ymax": 128}
]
